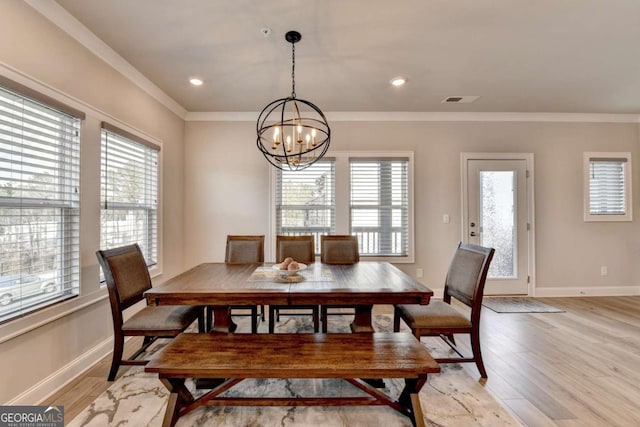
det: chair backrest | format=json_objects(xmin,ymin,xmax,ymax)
[
  {"xmin": 276, "ymin": 235, "xmax": 315, "ymax": 264},
  {"xmin": 225, "ymin": 235, "xmax": 265, "ymax": 264},
  {"xmin": 443, "ymin": 242, "xmax": 495, "ymax": 312},
  {"xmin": 320, "ymin": 235, "xmax": 360, "ymax": 264},
  {"xmin": 96, "ymin": 244, "xmax": 152, "ymax": 315}
]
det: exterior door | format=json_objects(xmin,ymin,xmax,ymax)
[{"xmin": 463, "ymin": 155, "xmax": 532, "ymax": 295}]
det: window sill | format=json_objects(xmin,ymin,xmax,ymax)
[{"xmin": 0, "ymin": 290, "xmax": 108, "ymax": 345}]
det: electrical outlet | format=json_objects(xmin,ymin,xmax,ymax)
[
  {"xmin": 416, "ymin": 268, "xmax": 423, "ymax": 278},
  {"xmin": 442, "ymin": 214, "xmax": 450, "ymax": 224},
  {"xmin": 600, "ymin": 266, "xmax": 608, "ymax": 276}
]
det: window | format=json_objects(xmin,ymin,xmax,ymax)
[
  {"xmin": 350, "ymin": 158, "xmax": 409, "ymax": 256},
  {"xmin": 275, "ymin": 158, "xmax": 335, "ymax": 253},
  {"xmin": 100, "ymin": 123, "xmax": 159, "ymax": 270},
  {"xmin": 273, "ymin": 152, "xmax": 414, "ymax": 261},
  {"xmin": 0, "ymin": 83, "xmax": 81, "ymax": 323},
  {"xmin": 584, "ymin": 152, "xmax": 632, "ymax": 222}
]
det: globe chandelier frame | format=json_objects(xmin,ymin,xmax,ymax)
[{"xmin": 256, "ymin": 30, "xmax": 331, "ymax": 171}]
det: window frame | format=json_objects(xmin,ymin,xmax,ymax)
[
  {"xmin": 0, "ymin": 80, "xmax": 82, "ymax": 324},
  {"xmin": 99, "ymin": 122, "xmax": 162, "ymax": 278},
  {"xmin": 271, "ymin": 151, "xmax": 414, "ymax": 263},
  {"xmin": 274, "ymin": 158, "xmax": 335, "ymax": 254},
  {"xmin": 583, "ymin": 152, "xmax": 632, "ymax": 222}
]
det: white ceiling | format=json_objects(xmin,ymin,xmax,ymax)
[{"xmin": 49, "ymin": 0, "xmax": 640, "ymax": 114}]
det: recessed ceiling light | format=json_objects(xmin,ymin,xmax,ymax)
[
  {"xmin": 390, "ymin": 77, "xmax": 407, "ymax": 87},
  {"xmin": 189, "ymin": 78, "xmax": 203, "ymax": 86}
]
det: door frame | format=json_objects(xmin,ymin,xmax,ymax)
[{"xmin": 461, "ymin": 153, "xmax": 536, "ymax": 296}]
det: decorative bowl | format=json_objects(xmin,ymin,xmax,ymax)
[{"xmin": 273, "ymin": 262, "xmax": 307, "ymax": 276}]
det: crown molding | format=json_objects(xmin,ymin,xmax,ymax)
[
  {"xmin": 185, "ymin": 111, "xmax": 640, "ymax": 123},
  {"xmin": 23, "ymin": 2, "xmax": 640, "ymax": 125},
  {"xmin": 327, "ymin": 112, "xmax": 640, "ymax": 123},
  {"xmin": 25, "ymin": 0, "xmax": 187, "ymax": 119}
]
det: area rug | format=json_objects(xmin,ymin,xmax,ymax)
[
  {"xmin": 483, "ymin": 297, "xmax": 564, "ymax": 313},
  {"xmin": 69, "ymin": 313, "xmax": 520, "ymax": 427}
]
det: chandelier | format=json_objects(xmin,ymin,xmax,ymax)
[{"xmin": 256, "ymin": 31, "xmax": 330, "ymax": 171}]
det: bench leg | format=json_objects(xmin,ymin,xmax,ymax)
[
  {"xmin": 398, "ymin": 375, "xmax": 428, "ymax": 427},
  {"xmin": 162, "ymin": 392, "xmax": 181, "ymax": 427},
  {"xmin": 410, "ymin": 393, "xmax": 425, "ymax": 427},
  {"xmin": 159, "ymin": 378, "xmax": 194, "ymax": 427}
]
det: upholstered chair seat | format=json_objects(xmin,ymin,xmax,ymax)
[
  {"xmin": 122, "ymin": 305, "xmax": 202, "ymax": 332},
  {"xmin": 394, "ymin": 301, "xmax": 472, "ymax": 329}
]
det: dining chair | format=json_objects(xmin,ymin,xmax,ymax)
[
  {"xmin": 269, "ymin": 235, "xmax": 319, "ymax": 333},
  {"xmin": 320, "ymin": 235, "xmax": 360, "ymax": 332},
  {"xmin": 97, "ymin": 244, "xmax": 203, "ymax": 381},
  {"xmin": 225, "ymin": 235, "xmax": 265, "ymax": 333},
  {"xmin": 393, "ymin": 242, "xmax": 494, "ymax": 378}
]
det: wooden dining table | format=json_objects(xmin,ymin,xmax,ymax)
[{"xmin": 146, "ymin": 261, "xmax": 433, "ymax": 333}]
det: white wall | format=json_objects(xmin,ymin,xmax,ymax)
[
  {"xmin": 184, "ymin": 121, "xmax": 271, "ymax": 265},
  {"xmin": 0, "ymin": 1, "xmax": 185, "ymax": 404},
  {"xmin": 184, "ymin": 120, "xmax": 640, "ymax": 296}
]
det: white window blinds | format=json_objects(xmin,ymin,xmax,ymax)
[
  {"xmin": 0, "ymin": 85, "xmax": 81, "ymax": 322},
  {"xmin": 589, "ymin": 158, "xmax": 627, "ymax": 215},
  {"xmin": 584, "ymin": 152, "xmax": 632, "ymax": 222},
  {"xmin": 100, "ymin": 124, "xmax": 159, "ymax": 267},
  {"xmin": 275, "ymin": 159, "xmax": 335, "ymax": 253},
  {"xmin": 350, "ymin": 158, "xmax": 409, "ymax": 256}
]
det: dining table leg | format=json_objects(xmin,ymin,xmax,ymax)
[
  {"xmin": 349, "ymin": 304, "xmax": 375, "ymax": 333},
  {"xmin": 196, "ymin": 305, "xmax": 235, "ymax": 389},
  {"xmin": 209, "ymin": 305, "xmax": 237, "ymax": 333},
  {"xmin": 350, "ymin": 304, "xmax": 385, "ymax": 387}
]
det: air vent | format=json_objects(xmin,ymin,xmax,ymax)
[{"xmin": 442, "ymin": 96, "xmax": 480, "ymax": 104}]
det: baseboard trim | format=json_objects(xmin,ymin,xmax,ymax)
[
  {"xmin": 534, "ymin": 286, "xmax": 640, "ymax": 297},
  {"xmin": 6, "ymin": 336, "xmax": 113, "ymax": 405}
]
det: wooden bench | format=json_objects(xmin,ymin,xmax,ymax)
[{"xmin": 145, "ymin": 332, "xmax": 440, "ymax": 427}]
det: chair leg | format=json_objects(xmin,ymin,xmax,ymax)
[
  {"xmin": 205, "ymin": 306, "xmax": 213, "ymax": 332},
  {"xmin": 470, "ymin": 327, "xmax": 487, "ymax": 379},
  {"xmin": 197, "ymin": 307, "xmax": 205, "ymax": 333},
  {"xmin": 321, "ymin": 306, "xmax": 328, "ymax": 333},
  {"xmin": 268, "ymin": 306, "xmax": 276, "ymax": 333},
  {"xmin": 446, "ymin": 334, "xmax": 456, "ymax": 345},
  {"xmin": 108, "ymin": 333, "xmax": 125, "ymax": 381},
  {"xmin": 313, "ymin": 306, "xmax": 320, "ymax": 333},
  {"xmin": 393, "ymin": 308, "xmax": 401, "ymax": 332},
  {"xmin": 251, "ymin": 306, "xmax": 258, "ymax": 333}
]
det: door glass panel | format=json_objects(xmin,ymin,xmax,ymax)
[{"xmin": 480, "ymin": 171, "xmax": 516, "ymax": 278}]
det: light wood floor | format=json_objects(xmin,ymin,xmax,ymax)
[{"xmin": 43, "ymin": 297, "xmax": 640, "ymax": 426}]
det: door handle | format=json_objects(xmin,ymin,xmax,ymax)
[{"xmin": 470, "ymin": 232, "xmax": 477, "ymax": 237}]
